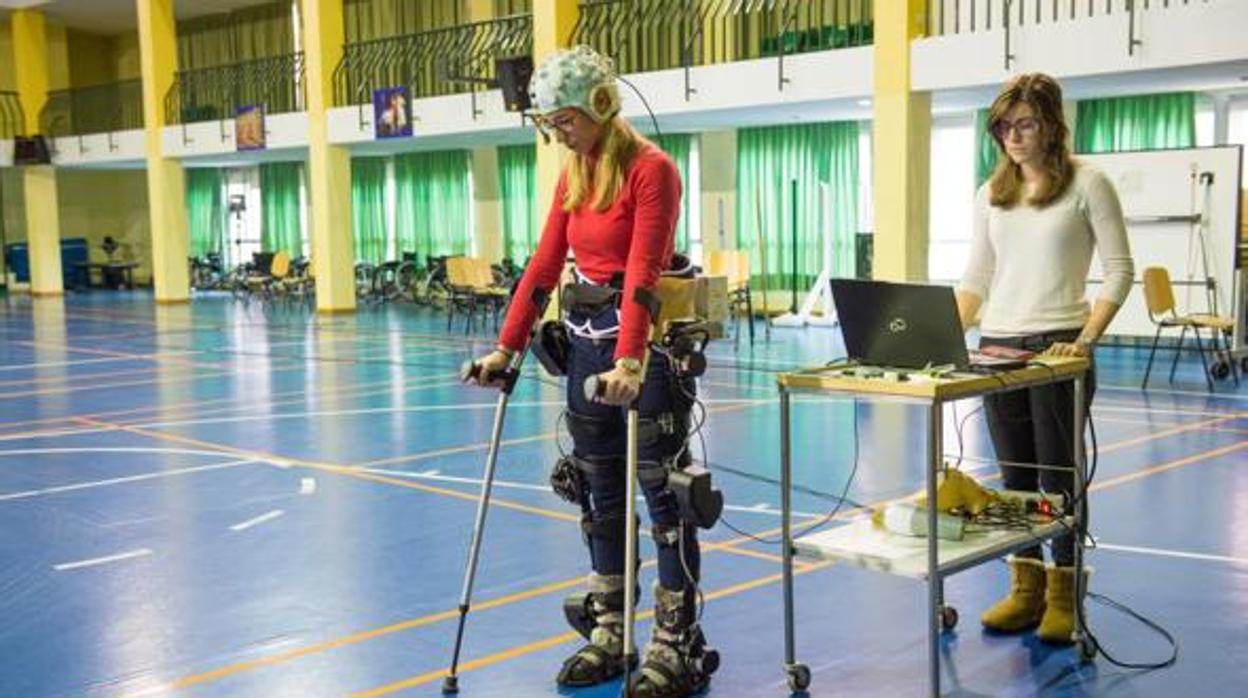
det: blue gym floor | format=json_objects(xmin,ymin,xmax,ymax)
[{"xmin": 1, "ymin": 292, "xmax": 1244, "ymax": 698}]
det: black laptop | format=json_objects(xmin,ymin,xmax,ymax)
[
  {"xmin": 830, "ymin": 279, "xmax": 968, "ymax": 369},
  {"xmin": 830, "ymin": 279, "xmax": 1028, "ymax": 371}
]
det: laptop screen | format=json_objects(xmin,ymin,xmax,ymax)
[{"xmin": 829, "ymin": 279, "xmax": 970, "ymax": 370}]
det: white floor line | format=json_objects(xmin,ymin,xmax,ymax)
[
  {"xmin": 0, "ymin": 459, "xmax": 254, "ymax": 501},
  {"xmin": 128, "ymin": 398, "xmax": 770, "ymax": 431},
  {"xmin": 1095, "ymin": 542, "xmax": 1248, "ymax": 566},
  {"xmin": 230, "ymin": 509, "xmax": 285, "ymax": 532},
  {"xmin": 1095, "ymin": 400, "xmax": 1248, "ymax": 419},
  {"xmin": 0, "ymin": 446, "xmax": 265, "ymax": 460},
  {"xmin": 1099, "ymin": 383, "xmax": 1248, "ymax": 403},
  {"xmin": 0, "ymin": 426, "xmax": 120, "ymax": 442},
  {"xmin": 0, "ymin": 355, "xmax": 144, "ymax": 372},
  {"xmin": 54, "ymin": 548, "xmax": 153, "ymax": 571},
  {"xmin": 359, "ymin": 467, "xmax": 826, "ymax": 519}
]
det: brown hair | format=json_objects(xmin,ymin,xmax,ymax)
[{"xmin": 986, "ymin": 73, "xmax": 1075, "ymax": 208}]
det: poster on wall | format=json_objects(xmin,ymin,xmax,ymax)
[
  {"xmin": 235, "ymin": 105, "xmax": 266, "ymax": 151},
  {"xmin": 373, "ymin": 86, "xmax": 412, "ymax": 139}
]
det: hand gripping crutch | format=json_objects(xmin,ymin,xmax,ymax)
[{"xmin": 442, "ymin": 290, "xmax": 548, "ymax": 695}]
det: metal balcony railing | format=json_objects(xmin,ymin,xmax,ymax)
[
  {"xmin": 924, "ymin": 0, "xmax": 1211, "ymax": 37},
  {"xmin": 333, "ymin": 13, "xmax": 533, "ymax": 109},
  {"xmin": 40, "ymin": 80, "xmax": 143, "ymax": 138},
  {"xmin": 165, "ymin": 52, "xmax": 305, "ymax": 125},
  {"xmin": 571, "ymin": 0, "xmax": 874, "ymax": 76},
  {"xmin": 0, "ymin": 92, "xmax": 22, "ymax": 139}
]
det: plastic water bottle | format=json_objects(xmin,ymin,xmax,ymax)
[{"xmin": 880, "ymin": 503, "xmax": 966, "ymax": 541}]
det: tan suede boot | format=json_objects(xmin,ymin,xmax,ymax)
[
  {"xmin": 1037, "ymin": 565, "xmax": 1092, "ymax": 644},
  {"xmin": 981, "ymin": 557, "xmax": 1047, "ymax": 632}
]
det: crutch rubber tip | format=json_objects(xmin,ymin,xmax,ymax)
[{"xmin": 440, "ymin": 675, "xmax": 459, "ymax": 694}]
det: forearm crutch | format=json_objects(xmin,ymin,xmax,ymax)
[
  {"xmin": 585, "ymin": 288, "xmax": 663, "ymax": 698},
  {"xmin": 442, "ymin": 290, "xmax": 547, "ymax": 695},
  {"xmin": 583, "ymin": 362, "xmax": 647, "ymax": 698}
]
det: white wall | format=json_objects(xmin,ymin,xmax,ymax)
[
  {"xmin": 914, "ymin": 1, "xmax": 1248, "ymax": 93},
  {"xmin": 49, "ymin": 129, "xmax": 145, "ymax": 167}
]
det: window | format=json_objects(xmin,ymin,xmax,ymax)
[
  {"xmin": 686, "ymin": 137, "xmax": 703, "ymax": 265},
  {"xmin": 928, "ymin": 114, "xmax": 976, "ymax": 283},
  {"xmin": 1229, "ymin": 98, "xmax": 1248, "ymax": 187},
  {"xmin": 225, "ymin": 166, "xmax": 263, "ymax": 269}
]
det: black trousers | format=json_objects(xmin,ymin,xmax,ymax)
[
  {"xmin": 981, "ymin": 329, "xmax": 1094, "ymax": 567},
  {"xmin": 566, "ymin": 332, "xmax": 699, "ymax": 592}
]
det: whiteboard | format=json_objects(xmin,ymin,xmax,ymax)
[{"xmin": 1082, "ymin": 146, "xmax": 1243, "ymax": 342}]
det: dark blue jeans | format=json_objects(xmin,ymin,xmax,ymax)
[
  {"xmin": 981, "ymin": 329, "xmax": 1095, "ymax": 567},
  {"xmin": 566, "ymin": 332, "xmax": 699, "ymax": 592}
]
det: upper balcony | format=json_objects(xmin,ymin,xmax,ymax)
[
  {"xmin": 39, "ymin": 80, "xmax": 146, "ymax": 166},
  {"xmin": 915, "ymin": 0, "xmax": 1248, "ymax": 107},
  {"xmin": 0, "ymin": 91, "xmax": 22, "ymax": 167},
  {"xmin": 327, "ymin": 1, "xmax": 878, "ymax": 149},
  {"xmin": 159, "ymin": 52, "xmax": 308, "ymax": 160}
]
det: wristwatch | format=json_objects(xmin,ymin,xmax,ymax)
[{"xmin": 615, "ymin": 357, "xmax": 643, "ymax": 375}]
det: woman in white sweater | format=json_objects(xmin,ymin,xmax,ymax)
[{"xmin": 955, "ymin": 73, "xmax": 1134, "ymax": 645}]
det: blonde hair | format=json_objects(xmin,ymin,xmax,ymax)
[
  {"xmin": 562, "ymin": 115, "xmax": 649, "ymax": 212},
  {"xmin": 987, "ymin": 73, "xmax": 1075, "ymax": 208}
]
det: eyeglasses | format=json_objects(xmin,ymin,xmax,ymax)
[
  {"xmin": 532, "ymin": 112, "xmax": 578, "ymax": 136},
  {"xmin": 991, "ymin": 117, "xmax": 1041, "ymax": 140}
]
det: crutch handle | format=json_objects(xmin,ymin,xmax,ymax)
[
  {"xmin": 460, "ymin": 360, "xmax": 515, "ymax": 387},
  {"xmin": 583, "ymin": 373, "xmax": 607, "ymax": 402}
]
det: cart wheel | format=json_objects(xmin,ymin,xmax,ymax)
[
  {"xmin": 1211, "ymin": 361, "xmax": 1231, "ymax": 381},
  {"xmin": 1077, "ymin": 637, "xmax": 1098, "ymax": 663},
  {"xmin": 940, "ymin": 605, "xmax": 959, "ymax": 631},
  {"xmin": 786, "ymin": 663, "xmax": 811, "ymax": 693}
]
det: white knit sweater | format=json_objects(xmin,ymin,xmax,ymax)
[{"xmin": 959, "ymin": 163, "xmax": 1135, "ymax": 337}]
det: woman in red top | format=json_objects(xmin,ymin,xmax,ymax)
[{"xmin": 470, "ymin": 46, "xmax": 715, "ymax": 697}]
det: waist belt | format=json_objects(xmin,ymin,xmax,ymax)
[{"xmin": 561, "ymin": 281, "xmax": 621, "ymax": 317}]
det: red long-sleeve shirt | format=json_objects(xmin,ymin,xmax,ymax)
[{"xmin": 498, "ymin": 144, "xmax": 682, "ymax": 361}]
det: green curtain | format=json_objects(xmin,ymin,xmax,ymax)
[
  {"xmin": 185, "ymin": 168, "xmax": 227, "ymax": 258},
  {"xmin": 736, "ymin": 122, "xmax": 859, "ymax": 295},
  {"xmin": 260, "ymin": 162, "xmax": 304, "ymax": 257},
  {"xmin": 1075, "ymin": 92, "xmax": 1196, "ymax": 153},
  {"xmin": 498, "ymin": 144, "xmax": 537, "ymax": 264},
  {"xmin": 178, "ymin": 1, "xmax": 294, "ymax": 70},
  {"xmin": 973, "ymin": 108, "xmax": 1000, "ymax": 188},
  {"xmin": 395, "ymin": 150, "xmax": 473, "ymax": 258},
  {"xmin": 352, "ymin": 157, "xmax": 389, "ymax": 264},
  {"xmin": 656, "ymin": 134, "xmax": 693, "ymax": 251}
]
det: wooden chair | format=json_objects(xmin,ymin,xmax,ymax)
[
  {"xmin": 706, "ymin": 249, "xmax": 754, "ymax": 349},
  {"xmin": 445, "ymin": 257, "xmax": 509, "ymax": 334},
  {"xmin": 246, "ymin": 250, "xmax": 290, "ymax": 302},
  {"xmin": 1141, "ymin": 266, "xmax": 1239, "ymax": 391}
]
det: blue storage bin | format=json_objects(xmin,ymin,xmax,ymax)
[{"xmin": 4, "ymin": 239, "xmax": 92, "ymax": 287}]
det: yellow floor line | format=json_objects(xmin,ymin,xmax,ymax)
[
  {"xmin": 350, "ymin": 561, "xmax": 837, "ymax": 698},
  {"xmin": 84, "ymin": 398, "xmax": 1248, "ymax": 696}
]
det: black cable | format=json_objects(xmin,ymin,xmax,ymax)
[
  {"xmin": 1025, "ymin": 357, "xmax": 1176, "ymax": 671},
  {"xmin": 616, "ymin": 76, "xmax": 662, "ymax": 141}
]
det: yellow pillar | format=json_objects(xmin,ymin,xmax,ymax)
[
  {"xmin": 136, "ymin": 0, "xmax": 190, "ymax": 303},
  {"xmin": 12, "ymin": 10, "xmax": 63, "ymax": 296},
  {"xmin": 468, "ymin": 0, "xmax": 504, "ymax": 262},
  {"xmin": 304, "ymin": 0, "xmax": 355, "ymax": 313},
  {"xmin": 532, "ymin": 0, "xmax": 579, "ymax": 233},
  {"xmin": 872, "ymin": 0, "xmax": 930, "ymax": 282}
]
